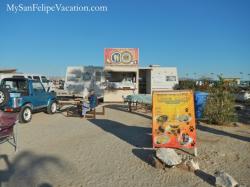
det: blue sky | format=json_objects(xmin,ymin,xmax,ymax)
[{"xmin": 0, "ymin": 0, "xmax": 249, "ymax": 79}]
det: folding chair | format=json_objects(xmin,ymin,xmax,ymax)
[{"xmin": 0, "ymin": 111, "xmax": 19, "ymax": 152}]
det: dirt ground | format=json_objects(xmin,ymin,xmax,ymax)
[{"xmin": 0, "ymin": 104, "xmax": 250, "ymax": 187}]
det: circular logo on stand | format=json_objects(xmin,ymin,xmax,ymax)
[
  {"xmin": 111, "ymin": 52, "xmax": 121, "ymax": 63},
  {"xmin": 121, "ymin": 52, "xmax": 132, "ymax": 63}
]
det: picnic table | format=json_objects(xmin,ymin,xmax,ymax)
[
  {"xmin": 58, "ymin": 98, "xmax": 105, "ymax": 119},
  {"xmin": 124, "ymin": 94, "xmax": 152, "ymax": 112}
]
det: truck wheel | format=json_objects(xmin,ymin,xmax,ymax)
[
  {"xmin": 0, "ymin": 88, "xmax": 10, "ymax": 107},
  {"xmin": 47, "ymin": 101, "xmax": 57, "ymax": 114},
  {"xmin": 19, "ymin": 106, "xmax": 32, "ymax": 123}
]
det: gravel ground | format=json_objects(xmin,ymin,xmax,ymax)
[{"xmin": 0, "ymin": 104, "xmax": 250, "ymax": 187}]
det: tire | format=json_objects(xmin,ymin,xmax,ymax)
[
  {"xmin": 0, "ymin": 88, "xmax": 10, "ymax": 107},
  {"xmin": 19, "ymin": 106, "xmax": 32, "ymax": 123},
  {"xmin": 47, "ymin": 101, "xmax": 57, "ymax": 114}
]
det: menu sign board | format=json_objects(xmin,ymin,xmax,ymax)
[
  {"xmin": 104, "ymin": 48, "xmax": 139, "ymax": 66},
  {"xmin": 152, "ymin": 90, "xmax": 196, "ymax": 149}
]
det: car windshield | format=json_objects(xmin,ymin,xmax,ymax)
[
  {"xmin": 33, "ymin": 76, "xmax": 40, "ymax": 81},
  {"xmin": 41, "ymin": 76, "xmax": 48, "ymax": 83},
  {"xmin": 1, "ymin": 79, "xmax": 28, "ymax": 92}
]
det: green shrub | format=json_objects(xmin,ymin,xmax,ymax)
[
  {"xmin": 204, "ymin": 77, "xmax": 236, "ymax": 125},
  {"xmin": 174, "ymin": 79, "xmax": 196, "ymax": 90}
]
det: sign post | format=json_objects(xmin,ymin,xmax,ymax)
[{"xmin": 152, "ymin": 90, "xmax": 197, "ymax": 155}]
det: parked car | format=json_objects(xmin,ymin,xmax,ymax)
[
  {"xmin": 0, "ymin": 77, "xmax": 57, "ymax": 123},
  {"xmin": 235, "ymin": 91, "xmax": 250, "ymax": 102},
  {"xmin": 0, "ymin": 73, "xmax": 55, "ymax": 92}
]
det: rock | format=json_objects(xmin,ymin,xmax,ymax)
[
  {"xmin": 156, "ymin": 148, "xmax": 182, "ymax": 166},
  {"xmin": 215, "ymin": 171, "xmax": 238, "ymax": 187},
  {"xmin": 219, "ymin": 153, "xmax": 226, "ymax": 157},
  {"xmin": 181, "ymin": 154, "xmax": 192, "ymax": 161},
  {"xmin": 178, "ymin": 158, "xmax": 200, "ymax": 172},
  {"xmin": 148, "ymin": 154, "xmax": 165, "ymax": 169},
  {"xmin": 187, "ymin": 159, "xmax": 200, "ymax": 171}
]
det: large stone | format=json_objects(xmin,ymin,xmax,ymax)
[
  {"xmin": 156, "ymin": 148, "xmax": 182, "ymax": 166},
  {"xmin": 178, "ymin": 156, "xmax": 200, "ymax": 172},
  {"xmin": 215, "ymin": 171, "xmax": 238, "ymax": 187}
]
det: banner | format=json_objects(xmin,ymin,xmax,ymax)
[
  {"xmin": 152, "ymin": 90, "xmax": 196, "ymax": 149},
  {"xmin": 104, "ymin": 48, "xmax": 139, "ymax": 66}
]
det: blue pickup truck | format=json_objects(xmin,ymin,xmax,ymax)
[{"xmin": 0, "ymin": 77, "xmax": 57, "ymax": 123}]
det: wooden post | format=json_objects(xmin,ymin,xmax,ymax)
[
  {"xmin": 128, "ymin": 101, "xmax": 132, "ymax": 112},
  {"xmin": 93, "ymin": 108, "xmax": 96, "ymax": 119},
  {"xmin": 103, "ymin": 106, "xmax": 105, "ymax": 115},
  {"xmin": 194, "ymin": 147, "xmax": 198, "ymax": 157},
  {"xmin": 66, "ymin": 108, "xmax": 69, "ymax": 117}
]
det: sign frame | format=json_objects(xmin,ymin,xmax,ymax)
[
  {"xmin": 104, "ymin": 48, "xmax": 139, "ymax": 66},
  {"xmin": 152, "ymin": 90, "xmax": 197, "ymax": 154}
]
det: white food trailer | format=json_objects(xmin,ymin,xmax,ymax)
[
  {"xmin": 104, "ymin": 48, "xmax": 139, "ymax": 102},
  {"xmin": 139, "ymin": 65, "xmax": 178, "ymax": 94},
  {"xmin": 63, "ymin": 66, "xmax": 105, "ymax": 98}
]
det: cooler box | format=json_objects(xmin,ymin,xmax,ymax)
[{"xmin": 194, "ymin": 91, "xmax": 208, "ymax": 119}]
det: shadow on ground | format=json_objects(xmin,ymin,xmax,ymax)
[
  {"xmin": 194, "ymin": 170, "xmax": 216, "ymax": 186},
  {"xmin": 105, "ymin": 104, "xmax": 152, "ymax": 120},
  {"xmin": 56, "ymin": 105, "xmax": 80, "ymax": 117},
  {"xmin": 0, "ymin": 151, "xmax": 65, "ymax": 187},
  {"xmin": 197, "ymin": 123, "xmax": 250, "ymax": 142},
  {"xmin": 89, "ymin": 119, "xmax": 152, "ymax": 148},
  {"xmin": 132, "ymin": 148, "xmax": 155, "ymax": 167}
]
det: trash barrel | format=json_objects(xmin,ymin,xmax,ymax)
[{"xmin": 194, "ymin": 91, "xmax": 209, "ymax": 119}]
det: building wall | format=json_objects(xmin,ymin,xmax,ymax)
[
  {"xmin": 0, "ymin": 69, "xmax": 17, "ymax": 74},
  {"xmin": 223, "ymin": 78, "xmax": 241, "ymax": 85},
  {"xmin": 104, "ymin": 89, "xmax": 136, "ymax": 102},
  {"xmin": 150, "ymin": 67, "xmax": 178, "ymax": 93},
  {"xmin": 146, "ymin": 69, "xmax": 151, "ymax": 94},
  {"xmin": 104, "ymin": 66, "xmax": 138, "ymax": 72}
]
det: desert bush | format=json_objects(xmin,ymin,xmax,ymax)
[
  {"xmin": 175, "ymin": 79, "xmax": 214, "ymax": 92},
  {"xmin": 174, "ymin": 79, "xmax": 196, "ymax": 90},
  {"xmin": 204, "ymin": 76, "xmax": 236, "ymax": 125}
]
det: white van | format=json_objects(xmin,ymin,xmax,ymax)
[{"xmin": 0, "ymin": 73, "xmax": 55, "ymax": 92}]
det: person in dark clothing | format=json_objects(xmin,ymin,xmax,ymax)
[{"xmin": 88, "ymin": 90, "xmax": 98, "ymax": 110}]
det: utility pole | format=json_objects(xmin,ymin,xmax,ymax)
[
  {"xmin": 210, "ymin": 72, "xmax": 214, "ymax": 80},
  {"xmin": 193, "ymin": 72, "xmax": 197, "ymax": 80}
]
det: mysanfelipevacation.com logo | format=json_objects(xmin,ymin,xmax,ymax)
[{"xmin": 6, "ymin": 3, "xmax": 108, "ymax": 14}]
